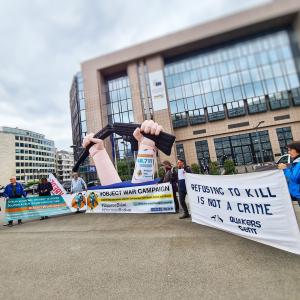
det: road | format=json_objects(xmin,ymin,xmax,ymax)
[{"xmin": 0, "ymin": 200, "xmax": 300, "ymax": 300}]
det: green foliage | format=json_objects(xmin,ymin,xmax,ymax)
[
  {"xmin": 209, "ymin": 161, "xmax": 220, "ymax": 175},
  {"xmin": 26, "ymin": 180, "xmax": 39, "ymax": 187},
  {"xmin": 191, "ymin": 163, "xmax": 200, "ymax": 174},
  {"xmin": 158, "ymin": 166, "xmax": 165, "ymax": 179},
  {"xmin": 224, "ymin": 159, "xmax": 236, "ymax": 175},
  {"xmin": 116, "ymin": 159, "xmax": 135, "ymax": 181}
]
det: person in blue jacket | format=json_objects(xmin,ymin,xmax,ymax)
[
  {"xmin": 3, "ymin": 176, "xmax": 27, "ymax": 226},
  {"xmin": 278, "ymin": 141, "xmax": 300, "ymax": 204}
]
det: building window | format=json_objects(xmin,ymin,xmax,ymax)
[
  {"xmin": 164, "ymin": 30, "xmax": 300, "ymax": 126},
  {"xmin": 247, "ymin": 96, "xmax": 267, "ymax": 114},
  {"xmin": 268, "ymin": 91, "xmax": 290, "ymax": 110},
  {"xmin": 176, "ymin": 144, "xmax": 186, "ymax": 161},
  {"xmin": 214, "ymin": 130, "xmax": 273, "ymax": 165},
  {"xmin": 105, "ymin": 74, "xmax": 134, "ymax": 162},
  {"xmin": 188, "ymin": 108, "xmax": 206, "ymax": 125},
  {"xmin": 226, "ymin": 100, "xmax": 246, "ymax": 118},
  {"xmin": 172, "ymin": 112, "xmax": 188, "ymax": 128},
  {"xmin": 207, "ymin": 105, "xmax": 225, "ymax": 121},
  {"xmin": 276, "ymin": 127, "xmax": 293, "ymax": 155},
  {"xmin": 291, "ymin": 87, "xmax": 300, "ymax": 106},
  {"xmin": 195, "ymin": 140, "xmax": 210, "ymax": 166}
]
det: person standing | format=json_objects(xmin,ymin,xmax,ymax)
[
  {"xmin": 3, "ymin": 176, "xmax": 27, "ymax": 226},
  {"xmin": 177, "ymin": 159, "xmax": 192, "ymax": 219},
  {"xmin": 278, "ymin": 141, "xmax": 300, "ymax": 205},
  {"xmin": 71, "ymin": 172, "xmax": 87, "ymax": 194},
  {"xmin": 162, "ymin": 160, "xmax": 179, "ymax": 213},
  {"xmin": 37, "ymin": 178, "xmax": 53, "ymax": 220},
  {"xmin": 37, "ymin": 178, "xmax": 53, "ymax": 196}
]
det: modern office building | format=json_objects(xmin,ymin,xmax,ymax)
[
  {"xmin": 0, "ymin": 127, "xmax": 56, "ymax": 185},
  {"xmin": 69, "ymin": 72, "xmax": 97, "ymax": 181},
  {"xmin": 79, "ymin": 0, "xmax": 300, "ymax": 170},
  {"xmin": 55, "ymin": 150, "xmax": 74, "ymax": 183},
  {"xmin": 70, "ymin": 72, "xmax": 87, "ymax": 161}
]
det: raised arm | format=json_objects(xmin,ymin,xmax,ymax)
[
  {"xmin": 131, "ymin": 120, "xmax": 163, "ymax": 184},
  {"xmin": 82, "ymin": 134, "xmax": 121, "ymax": 186}
]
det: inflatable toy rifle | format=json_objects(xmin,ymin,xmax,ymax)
[{"xmin": 72, "ymin": 122, "xmax": 176, "ymax": 172}]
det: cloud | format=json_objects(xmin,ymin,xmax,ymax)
[{"xmin": 0, "ymin": 0, "xmax": 270, "ymax": 149}]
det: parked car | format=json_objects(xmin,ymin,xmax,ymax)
[
  {"xmin": 254, "ymin": 154, "xmax": 291, "ymax": 172},
  {"xmin": 25, "ymin": 184, "xmax": 38, "ymax": 195}
]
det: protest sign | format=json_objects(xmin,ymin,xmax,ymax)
[
  {"xmin": 86, "ymin": 183, "xmax": 175, "ymax": 213},
  {"xmin": 132, "ymin": 149, "xmax": 155, "ymax": 184},
  {"xmin": 48, "ymin": 173, "xmax": 67, "ymax": 195},
  {"xmin": 186, "ymin": 170, "xmax": 300, "ymax": 255},
  {"xmin": 2, "ymin": 183, "xmax": 174, "ymax": 223},
  {"xmin": 3, "ymin": 193, "xmax": 86, "ymax": 223}
]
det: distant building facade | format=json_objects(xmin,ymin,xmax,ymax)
[
  {"xmin": 69, "ymin": 72, "xmax": 96, "ymax": 182},
  {"xmin": 56, "ymin": 150, "xmax": 74, "ymax": 183},
  {"xmin": 0, "ymin": 127, "xmax": 56, "ymax": 185}
]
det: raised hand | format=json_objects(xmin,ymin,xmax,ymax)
[
  {"xmin": 133, "ymin": 120, "xmax": 163, "ymax": 146},
  {"xmin": 82, "ymin": 133, "xmax": 105, "ymax": 157}
]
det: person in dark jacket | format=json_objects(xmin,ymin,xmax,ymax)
[
  {"xmin": 278, "ymin": 141, "xmax": 300, "ymax": 205},
  {"xmin": 37, "ymin": 178, "xmax": 53, "ymax": 220},
  {"xmin": 37, "ymin": 178, "xmax": 53, "ymax": 196},
  {"xmin": 177, "ymin": 159, "xmax": 192, "ymax": 219},
  {"xmin": 3, "ymin": 176, "xmax": 27, "ymax": 226},
  {"xmin": 162, "ymin": 160, "xmax": 179, "ymax": 213}
]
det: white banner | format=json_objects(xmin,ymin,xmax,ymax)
[
  {"xmin": 86, "ymin": 183, "xmax": 175, "ymax": 214},
  {"xmin": 186, "ymin": 170, "xmax": 300, "ymax": 255},
  {"xmin": 148, "ymin": 70, "xmax": 168, "ymax": 111}
]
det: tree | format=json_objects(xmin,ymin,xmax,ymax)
[
  {"xmin": 223, "ymin": 159, "xmax": 236, "ymax": 175},
  {"xmin": 117, "ymin": 159, "xmax": 134, "ymax": 181},
  {"xmin": 191, "ymin": 163, "xmax": 200, "ymax": 174},
  {"xmin": 209, "ymin": 161, "xmax": 220, "ymax": 175}
]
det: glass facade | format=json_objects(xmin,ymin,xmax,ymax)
[
  {"xmin": 164, "ymin": 30, "xmax": 300, "ymax": 127},
  {"xmin": 70, "ymin": 72, "xmax": 87, "ymax": 162},
  {"xmin": 77, "ymin": 73, "xmax": 87, "ymax": 139},
  {"xmin": 176, "ymin": 144, "xmax": 186, "ymax": 161},
  {"xmin": 195, "ymin": 140, "xmax": 210, "ymax": 166},
  {"xmin": 214, "ymin": 130, "xmax": 273, "ymax": 166},
  {"xmin": 276, "ymin": 127, "xmax": 293, "ymax": 155},
  {"xmin": 105, "ymin": 74, "xmax": 134, "ymax": 160}
]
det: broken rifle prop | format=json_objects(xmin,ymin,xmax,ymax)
[{"xmin": 72, "ymin": 123, "xmax": 176, "ymax": 172}]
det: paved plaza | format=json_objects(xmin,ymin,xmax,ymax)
[{"xmin": 0, "ymin": 200, "xmax": 300, "ymax": 300}]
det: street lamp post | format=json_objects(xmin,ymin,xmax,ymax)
[{"xmin": 254, "ymin": 121, "xmax": 265, "ymax": 165}]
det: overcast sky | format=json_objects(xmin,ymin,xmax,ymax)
[{"xmin": 0, "ymin": 0, "xmax": 270, "ymax": 150}]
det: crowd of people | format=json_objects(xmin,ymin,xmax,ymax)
[{"xmin": 1, "ymin": 140, "xmax": 300, "ymax": 226}]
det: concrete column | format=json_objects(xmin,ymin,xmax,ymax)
[
  {"xmin": 127, "ymin": 62, "xmax": 144, "ymax": 124},
  {"xmin": 291, "ymin": 123, "xmax": 300, "ymax": 140},
  {"xmin": 146, "ymin": 55, "xmax": 177, "ymax": 165},
  {"xmin": 81, "ymin": 65, "xmax": 103, "ymax": 134},
  {"xmin": 183, "ymin": 140, "xmax": 198, "ymax": 166},
  {"xmin": 268, "ymin": 127, "xmax": 281, "ymax": 158},
  {"xmin": 207, "ymin": 137, "xmax": 217, "ymax": 162}
]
